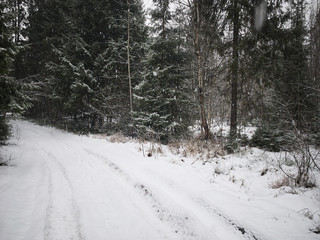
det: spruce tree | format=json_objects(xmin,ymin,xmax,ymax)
[
  {"xmin": 74, "ymin": 0, "xmax": 147, "ymax": 132},
  {"xmin": 23, "ymin": 0, "xmax": 75, "ymax": 122},
  {"xmin": 0, "ymin": 0, "xmax": 29, "ymax": 143},
  {"xmin": 0, "ymin": 0, "xmax": 15, "ymax": 140},
  {"xmin": 310, "ymin": 2, "xmax": 320, "ymax": 143},
  {"xmin": 22, "ymin": 0, "xmax": 147, "ymax": 132},
  {"xmin": 134, "ymin": 0, "xmax": 193, "ymax": 142},
  {"xmin": 250, "ymin": 0, "xmax": 319, "ymax": 150},
  {"xmin": 273, "ymin": 0, "xmax": 316, "ymax": 142}
]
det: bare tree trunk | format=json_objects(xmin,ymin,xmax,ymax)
[
  {"xmin": 311, "ymin": 2, "xmax": 320, "ymax": 118},
  {"xmin": 230, "ymin": 0, "xmax": 239, "ymax": 142},
  {"xmin": 11, "ymin": 0, "xmax": 21, "ymax": 79},
  {"xmin": 194, "ymin": 1, "xmax": 209, "ymax": 140},
  {"xmin": 127, "ymin": 0, "xmax": 133, "ymax": 113}
]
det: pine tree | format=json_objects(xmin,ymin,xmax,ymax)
[
  {"xmin": 241, "ymin": 0, "xmax": 288, "ymax": 123},
  {"xmin": 6, "ymin": 0, "xmax": 29, "ymax": 79},
  {"xmin": 310, "ymin": 1, "xmax": 320, "ymax": 141},
  {"xmin": 0, "ymin": 0, "xmax": 30, "ymax": 143},
  {"xmin": 0, "ymin": 1, "xmax": 14, "ymax": 76},
  {"xmin": 231, "ymin": 0, "xmax": 282, "ymax": 135},
  {"xmin": 134, "ymin": 0, "xmax": 193, "ymax": 142},
  {"xmin": 22, "ymin": 0, "xmax": 147, "ymax": 132},
  {"xmin": 23, "ymin": 0, "xmax": 75, "ymax": 122},
  {"xmin": 75, "ymin": 0, "xmax": 147, "ymax": 131},
  {"xmin": 273, "ymin": 0, "xmax": 317, "ymax": 139},
  {"xmin": 250, "ymin": 0, "xmax": 319, "ymax": 150}
]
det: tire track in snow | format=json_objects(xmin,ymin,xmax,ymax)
[
  {"xmin": 83, "ymin": 147, "xmax": 267, "ymax": 240},
  {"xmin": 38, "ymin": 146, "xmax": 84, "ymax": 240},
  {"xmin": 84, "ymin": 149, "xmax": 264, "ymax": 240},
  {"xmin": 192, "ymin": 198, "xmax": 263, "ymax": 240},
  {"xmin": 55, "ymin": 142, "xmax": 183, "ymax": 240},
  {"xmin": 83, "ymin": 148, "xmax": 202, "ymax": 240},
  {"xmin": 136, "ymin": 166, "xmax": 266, "ymax": 240},
  {"xmin": 63, "ymin": 144, "xmax": 180, "ymax": 240},
  {"xmin": 138, "ymin": 171, "xmax": 265, "ymax": 240}
]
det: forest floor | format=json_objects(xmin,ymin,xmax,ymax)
[{"xmin": 0, "ymin": 120, "xmax": 319, "ymax": 240}]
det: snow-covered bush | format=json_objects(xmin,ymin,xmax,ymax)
[
  {"xmin": 278, "ymin": 146, "xmax": 319, "ymax": 188},
  {"xmin": 250, "ymin": 126, "xmax": 288, "ymax": 152}
]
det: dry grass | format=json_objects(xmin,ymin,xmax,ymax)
[
  {"xmin": 214, "ymin": 166, "xmax": 223, "ymax": 175},
  {"xmin": 90, "ymin": 134, "xmax": 108, "ymax": 139},
  {"xmin": 229, "ymin": 174, "xmax": 236, "ymax": 183},
  {"xmin": 138, "ymin": 140, "xmax": 164, "ymax": 158},
  {"xmin": 168, "ymin": 138, "xmax": 226, "ymax": 162},
  {"xmin": 108, "ymin": 133, "xmax": 128, "ymax": 143},
  {"xmin": 271, "ymin": 177, "xmax": 291, "ymax": 189}
]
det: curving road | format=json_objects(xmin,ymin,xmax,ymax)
[{"xmin": 0, "ymin": 120, "xmax": 317, "ymax": 240}]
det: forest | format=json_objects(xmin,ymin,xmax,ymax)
[
  {"xmin": 1, "ymin": 0, "xmax": 319, "ymax": 160},
  {"xmin": 1, "ymin": 1, "xmax": 320, "ymax": 238}
]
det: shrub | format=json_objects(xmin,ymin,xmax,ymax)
[
  {"xmin": 0, "ymin": 118, "xmax": 10, "ymax": 145},
  {"xmin": 250, "ymin": 126, "xmax": 289, "ymax": 152}
]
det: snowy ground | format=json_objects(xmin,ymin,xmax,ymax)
[{"xmin": 0, "ymin": 120, "xmax": 319, "ymax": 240}]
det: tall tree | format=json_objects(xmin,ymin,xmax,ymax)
[
  {"xmin": 127, "ymin": 0, "xmax": 133, "ymax": 113},
  {"xmin": 23, "ymin": 0, "xmax": 147, "ymax": 132},
  {"xmin": 0, "ymin": 0, "xmax": 29, "ymax": 143},
  {"xmin": 310, "ymin": 1, "xmax": 320, "ymax": 137},
  {"xmin": 250, "ymin": 0, "xmax": 319, "ymax": 150},
  {"xmin": 229, "ymin": 0, "xmax": 240, "ymax": 145},
  {"xmin": 7, "ymin": 0, "xmax": 29, "ymax": 79},
  {"xmin": 274, "ymin": 0, "xmax": 313, "ymax": 132},
  {"xmin": 187, "ymin": 0, "xmax": 210, "ymax": 140},
  {"xmin": 134, "ymin": 0, "xmax": 193, "ymax": 142},
  {"xmin": 0, "ymin": 0, "xmax": 16, "ymax": 128},
  {"xmin": 23, "ymin": 0, "xmax": 75, "ymax": 122}
]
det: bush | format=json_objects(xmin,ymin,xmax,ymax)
[
  {"xmin": 0, "ymin": 118, "xmax": 10, "ymax": 145},
  {"xmin": 250, "ymin": 126, "xmax": 288, "ymax": 152}
]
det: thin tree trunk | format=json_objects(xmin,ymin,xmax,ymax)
[
  {"xmin": 230, "ymin": 0, "xmax": 239, "ymax": 142},
  {"xmin": 127, "ymin": 0, "xmax": 133, "ymax": 113},
  {"xmin": 195, "ymin": 1, "xmax": 209, "ymax": 140},
  {"xmin": 13, "ymin": 0, "xmax": 21, "ymax": 79}
]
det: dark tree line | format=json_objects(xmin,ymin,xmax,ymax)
[
  {"xmin": 23, "ymin": 0, "xmax": 147, "ymax": 133},
  {"xmin": 0, "ymin": 0, "xmax": 319, "ymax": 150}
]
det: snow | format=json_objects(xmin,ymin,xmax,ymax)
[
  {"xmin": 189, "ymin": 121, "xmax": 257, "ymax": 139},
  {"xmin": 0, "ymin": 120, "xmax": 319, "ymax": 240}
]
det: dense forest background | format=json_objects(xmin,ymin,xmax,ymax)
[{"xmin": 0, "ymin": 0, "xmax": 319, "ymax": 152}]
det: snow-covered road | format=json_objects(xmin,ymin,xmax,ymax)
[{"xmin": 0, "ymin": 120, "xmax": 319, "ymax": 240}]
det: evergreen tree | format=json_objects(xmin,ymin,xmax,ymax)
[
  {"xmin": 250, "ymin": 0, "xmax": 319, "ymax": 150},
  {"xmin": 0, "ymin": 0, "xmax": 30, "ymax": 143},
  {"xmin": 23, "ymin": 0, "xmax": 75, "ymax": 122},
  {"xmin": 241, "ymin": 0, "xmax": 289, "ymax": 123},
  {"xmin": 270, "ymin": 0, "xmax": 318, "ymax": 146},
  {"xmin": 275, "ymin": 0, "xmax": 311, "ymax": 131},
  {"xmin": 7, "ymin": 0, "xmax": 29, "ymax": 79},
  {"xmin": 134, "ymin": 0, "xmax": 193, "ymax": 142},
  {"xmin": 74, "ymin": 0, "xmax": 147, "ymax": 132},
  {"xmin": 0, "ymin": 1, "xmax": 14, "ymax": 76},
  {"xmin": 310, "ymin": 1, "xmax": 320, "ymax": 141},
  {"xmin": 22, "ymin": 0, "xmax": 147, "ymax": 132}
]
